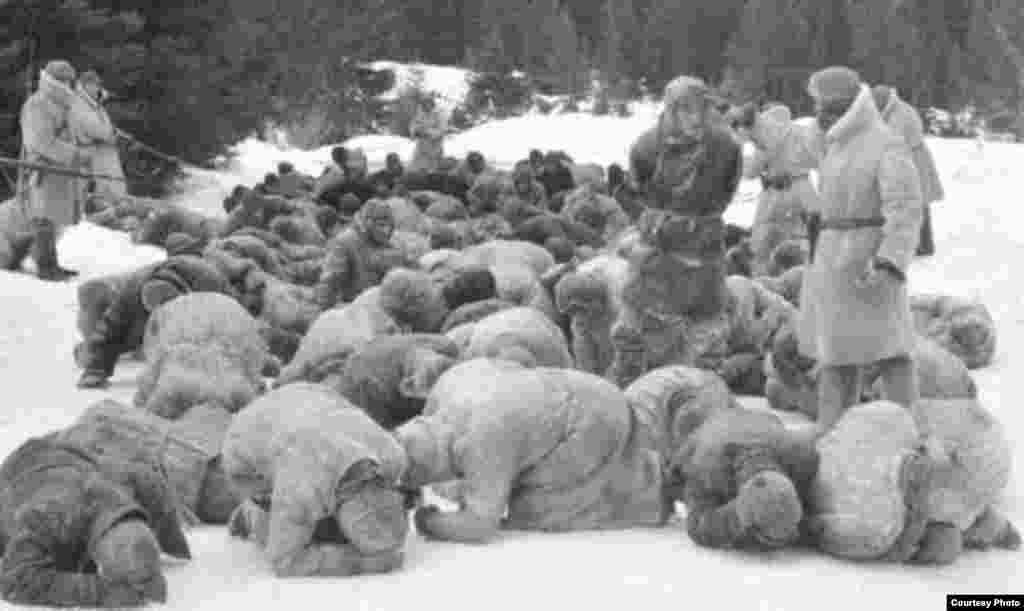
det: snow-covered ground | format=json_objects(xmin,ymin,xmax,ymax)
[{"xmin": 1, "ymin": 91, "xmax": 1020, "ymax": 608}]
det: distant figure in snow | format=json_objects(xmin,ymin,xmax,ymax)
[
  {"xmin": 407, "ymin": 97, "xmax": 446, "ymax": 175},
  {"xmin": 873, "ymin": 85, "xmax": 945, "ymax": 257}
]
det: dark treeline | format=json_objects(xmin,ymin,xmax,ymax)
[{"xmin": 1, "ymin": 0, "xmax": 1023, "ymax": 198}]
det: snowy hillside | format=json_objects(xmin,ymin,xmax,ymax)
[{"xmin": 0, "ymin": 64, "xmax": 1019, "ymax": 609}]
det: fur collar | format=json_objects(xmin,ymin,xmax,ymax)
[
  {"xmin": 37, "ymin": 69, "xmax": 76, "ymax": 108},
  {"xmin": 879, "ymin": 88, "xmax": 902, "ymax": 121},
  {"xmin": 826, "ymin": 84, "xmax": 881, "ymax": 144}
]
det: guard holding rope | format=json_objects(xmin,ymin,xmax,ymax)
[{"xmin": 16, "ymin": 60, "xmax": 89, "ymax": 280}]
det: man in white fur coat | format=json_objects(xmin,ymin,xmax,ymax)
[{"xmin": 797, "ymin": 66, "xmax": 924, "ymax": 435}]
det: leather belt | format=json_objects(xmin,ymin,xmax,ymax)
[{"xmin": 820, "ymin": 217, "xmax": 885, "ymax": 231}]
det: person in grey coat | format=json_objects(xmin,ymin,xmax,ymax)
[{"xmin": 0, "ymin": 436, "xmax": 191, "ymax": 607}]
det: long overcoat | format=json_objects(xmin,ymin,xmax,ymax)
[{"xmin": 798, "ymin": 86, "xmax": 923, "ymax": 366}]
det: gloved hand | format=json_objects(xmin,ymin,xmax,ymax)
[
  {"xmin": 228, "ymin": 499, "xmax": 270, "ymax": 543},
  {"xmin": 77, "ymin": 370, "xmax": 110, "ymax": 389}
]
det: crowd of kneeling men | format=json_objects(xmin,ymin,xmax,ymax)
[{"xmin": 0, "ymin": 137, "xmax": 1016, "ymax": 607}]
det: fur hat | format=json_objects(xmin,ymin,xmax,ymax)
[
  {"xmin": 43, "ymin": 59, "xmax": 77, "ymax": 83},
  {"xmin": 164, "ymin": 232, "xmax": 204, "ymax": 257},
  {"xmin": 733, "ymin": 470, "xmax": 804, "ymax": 548},
  {"xmin": 442, "ymin": 266, "xmax": 497, "ymax": 310},
  {"xmin": 429, "ymin": 224, "xmax": 460, "ymax": 250},
  {"xmin": 808, "ymin": 66, "xmax": 862, "ymax": 103},
  {"xmin": 360, "ymin": 198, "xmax": 393, "ymax": 222},
  {"xmin": 378, "ymin": 269, "xmax": 438, "ymax": 324},
  {"xmin": 544, "ymin": 236, "xmax": 575, "ymax": 264},
  {"xmin": 663, "ymin": 76, "xmax": 710, "ymax": 108},
  {"xmin": 140, "ymin": 279, "xmax": 184, "ymax": 314},
  {"xmin": 554, "ymin": 271, "xmax": 607, "ymax": 314},
  {"xmin": 79, "ymin": 70, "xmax": 102, "ymax": 86},
  {"xmin": 91, "ymin": 520, "xmax": 164, "ymax": 595}
]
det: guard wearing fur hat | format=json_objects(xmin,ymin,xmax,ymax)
[
  {"xmin": 609, "ymin": 75, "xmax": 743, "ymax": 387},
  {"xmin": 16, "ymin": 60, "xmax": 90, "ymax": 280},
  {"xmin": 798, "ymin": 66, "xmax": 924, "ymax": 435},
  {"xmin": 69, "ymin": 70, "xmax": 126, "ymax": 201}
]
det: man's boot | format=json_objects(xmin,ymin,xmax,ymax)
[
  {"xmin": 916, "ymin": 204, "xmax": 935, "ymax": 257},
  {"xmin": 31, "ymin": 218, "xmax": 77, "ymax": 282}
]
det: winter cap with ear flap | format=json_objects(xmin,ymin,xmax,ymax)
[
  {"xmin": 44, "ymin": 60, "xmax": 77, "ymax": 83},
  {"xmin": 360, "ymin": 198, "xmax": 395, "ymax": 224},
  {"xmin": 807, "ymin": 66, "xmax": 862, "ymax": 103},
  {"xmin": 79, "ymin": 70, "xmax": 102, "ymax": 86},
  {"xmin": 544, "ymin": 236, "xmax": 575, "ymax": 264},
  {"xmin": 663, "ymin": 76, "xmax": 710, "ymax": 109},
  {"xmin": 140, "ymin": 279, "xmax": 185, "ymax": 314},
  {"xmin": 164, "ymin": 232, "xmax": 205, "ymax": 257},
  {"xmin": 92, "ymin": 520, "xmax": 163, "ymax": 587},
  {"xmin": 734, "ymin": 470, "xmax": 804, "ymax": 548}
]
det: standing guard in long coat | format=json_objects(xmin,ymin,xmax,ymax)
[
  {"xmin": 69, "ymin": 70, "xmax": 126, "ymax": 200},
  {"xmin": 798, "ymin": 67, "xmax": 924, "ymax": 435},
  {"xmin": 18, "ymin": 60, "xmax": 88, "ymax": 280},
  {"xmin": 609, "ymin": 76, "xmax": 743, "ymax": 387}
]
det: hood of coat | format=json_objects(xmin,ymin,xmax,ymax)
[
  {"xmin": 38, "ymin": 69, "xmax": 77, "ymax": 109},
  {"xmin": 825, "ymin": 84, "xmax": 881, "ymax": 144}
]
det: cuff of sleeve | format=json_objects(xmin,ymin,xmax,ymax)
[{"xmin": 872, "ymin": 257, "xmax": 905, "ymax": 282}]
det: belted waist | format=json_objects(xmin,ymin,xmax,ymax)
[
  {"xmin": 820, "ymin": 217, "xmax": 885, "ymax": 231},
  {"xmin": 760, "ymin": 173, "xmax": 810, "ymax": 191},
  {"xmin": 637, "ymin": 208, "xmax": 725, "ymax": 259}
]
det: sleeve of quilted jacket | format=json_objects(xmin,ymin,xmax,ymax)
[
  {"xmin": 747, "ymin": 282, "xmax": 797, "ymax": 350},
  {"xmin": 889, "ymin": 102, "xmax": 926, "ymax": 150},
  {"xmin": 416, "ymin": 423, "xmax": 519, "ymax": 543},
  {"xmin": 82, "ymin": 284, "xmax": 142, "ymax": 376},
  {"xmin": 314, "ymin": 237, "xmax": 353, "ymax": 309},
  {"xmin": 21, "ymin": 99, "xmax": 76, "ymax": 165},
  {"xmin": 0, "ymin": 508, "xmax": 136, "ymax": 607},
  {"xmin": 875, "ymin": 138, "xmax": 925, "ymax": 276},
  {"xmin": 265, "ymin": 457, "xmax": 364, "ymax": 577},
  {"xmin": 313, "ymin": 167, "xmax": 347, "ymax": 200},
  {"xmin": 598, "ymin": 195, "xmax": 631, "ymax": 239},
  {"xmin": 682, "ymin": 478, "xmax": 745, "ymax": 548},
  {"xmin": 718, "ymin": 136, "xmax": 744, "ymax": 210},
  {"xmin": 628, "ymin": 130, "xmax": 658, "ymax": 187}
]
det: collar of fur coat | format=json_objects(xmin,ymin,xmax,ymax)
[
  {"xmin": 825, "ymin": 84, "xmax": 881, "ymax": 144},
  {"xmin": 879, "ymin": 88, "xmax": 902, "ymax": 121},
  {"xmin": 38, "ymin": 69, "xmax": 76, "ymax": 108}
]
